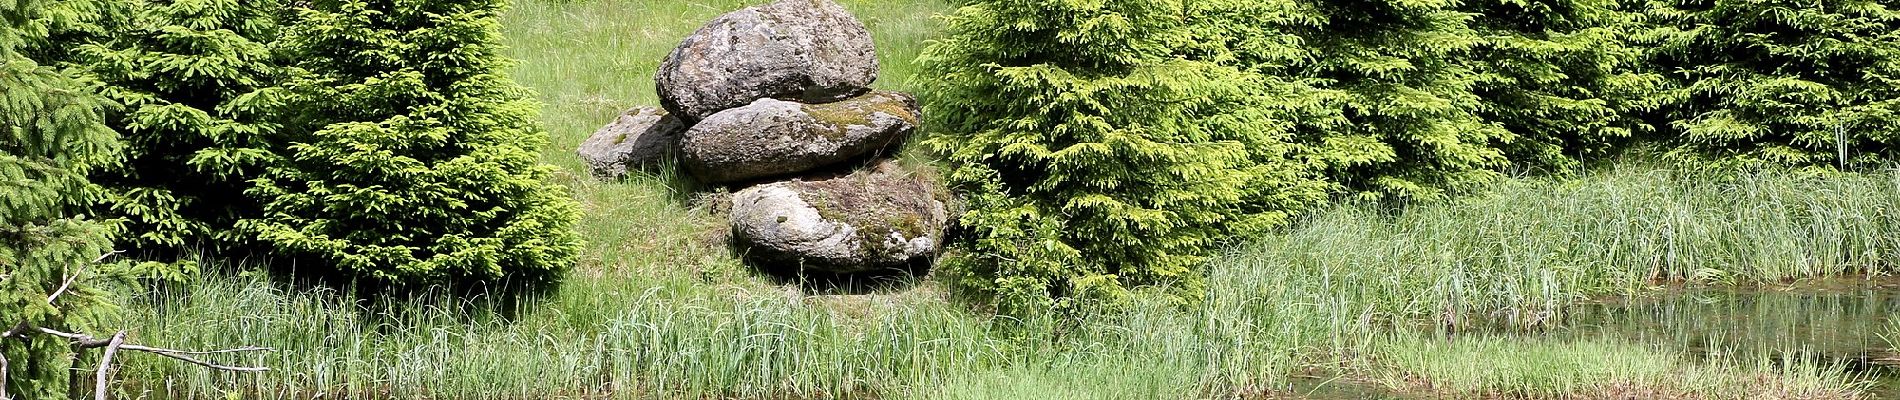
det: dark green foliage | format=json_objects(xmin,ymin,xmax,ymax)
[
  {"xmin": 79, "ymin": 0, "xmax": 282, "ymax": 263},
  {"xmin": 1, "ymin": 0, "xmax": 119, "ymax": 396},
  {"xmin": 1463, "ymin": 0, "xmax": 1657, "ymax": 167},
  {"xmin": 238, "ymin": 0, "xmax": 582, "ymax": 285},
  {"xmin": 1276, "ymin": 0, "xmax": 1508, "ymax": 200},
  {"xmin": 920, "ymin": 0, "xmax": 1326, "ymax": 314},
  {"xmin": 1637, "ymin": 0, "xmax": 1900, "ymax": 165},
  {"xmin": 1199, "ymin": 0, "xmax": 1657, "ymax": 198},
  {"xmin": 1193, "ymin": 0, "xmax": 1564, "ymax": 199}
]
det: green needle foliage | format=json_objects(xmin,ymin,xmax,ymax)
[
  {"xmin": 1280, "ymin": 0, "xmax": 1507, "ymax": 200},
  {"xmin": 238, "ymin": 0, "xmax": 582, "ymax": 286},
  {"xmin": 78, "ymin": 0, "xmax": 283, "ymax": 267},
  {"xmin": 1204, "ymin": 0, "xmax": 1594, "ymax": 200},
  {"xmin": 1462, "ymin": 0, "xmax": 1657, "ymax": 167},
  {"xmin": 1637, "ymin": 0, "xmax": 1900, "ymax": 166},
  {"xmin": 920, "ymin": 0, "xmax": 1325, "ymax": 314},
  {"xmin": 1, "ymin": 0, "xmax": 119, "ymax": 396}
]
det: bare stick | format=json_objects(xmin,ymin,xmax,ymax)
[
  {"xmin": 0, "ymin": 322, "xmax": 26, "ymax": 340},
  {"xmin": 95, "ymin": 331, "xmax": 125, "ymax": 400},
  {"xmin": 48, "ymin": 251, "xmax": 122, "ymax": 306},
  {"xmin": 2, "ymin": 345, "xmax": 11, "ymax": 400},
  {"xmin": 128, "ymin": 346, "xmax": 274, "ymax": 356},
  {"xmin": 119, "ymin": 347, "xmax": 270, "ymax": 373},
  {"xmin": 37, "ymin": 328, "xmax": 271, "ymax": 373}
]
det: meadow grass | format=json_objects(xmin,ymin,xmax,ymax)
[
  {"xmin": 97, "ymin": 0, "xmax": 1900, "ymax": 398},
  {"xmin": 1230, "ymin": 162, "xmax": 1900, "ymax": 331},
  {"xmin": 105, "ymin": 164, "xmax": 1896, "ymax": 399},
  {"xmin": 1374, "ymin": 334, "xmax": 1869, "ymax": 399}
]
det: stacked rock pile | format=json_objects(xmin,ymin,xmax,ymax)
[{"xmin": 577, "ymin": 0, "xmax": 947, "ymax": 274}]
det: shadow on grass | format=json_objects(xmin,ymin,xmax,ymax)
[{"xmin": 739, "ymin": 249, "xmax": 934, "ymax": 296}]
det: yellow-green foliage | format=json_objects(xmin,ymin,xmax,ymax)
[
  {"xmin": 1, "ymin": 0, "xmax": 119, "ymax": 397},
  {"xmin": 920, "ymin": 0, "xmax": 1328, "ymax": 314},
  {"xmin": 238, "ymin": 0, "xmax": 582, "ymax": 286}
]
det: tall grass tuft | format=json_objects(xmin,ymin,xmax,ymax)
[
  {"xmin": 1376, "ymin": 334, "xmax": 1869, "ymax": 399},
  {"xmin": 1226, "ymin": 164, "xmax": 1900, "ymax": 330}
]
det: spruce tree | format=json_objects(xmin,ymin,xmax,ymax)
[
  {"xmin": 1462, "ymin": 0, "xmax": 1656, "ymax": 167},
  {"xmin": 1289, "ymin": 0, "xmax": 1504, "ymax": 200},
  {"xmin": 1638, "ymin": 0, "xmax": 1900, "ymax": 165},
  {"xmin": 79, "ymin": 0, "xmax": 282, "ymax": 266},
  {"xmin": 239, "ymin": 0, "xmax": 581, "ymax": 286},
  {"xmin": 920, "ymin": 0, "xmax": 1323, "ymax": 313},
  {"xmin": 1, "ymin": 0, "xmax": 119, "ymax": 396}
]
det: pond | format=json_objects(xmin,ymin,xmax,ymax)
[
  {"xmin": 1560, "ymin": 278, "xmax": 1900, "ymax": 397},
  {"xmin": 1293, "ymin": 277, "xmax": 1900, "ymax": 399}
]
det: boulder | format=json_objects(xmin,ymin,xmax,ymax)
[
  {"xmin": 681, "ymin": 91, "xmax": 919, "ymax": 183},
  {"xmin": 656, "ymin": 0, "xmax": 878, "ymax": 121},
  {"xmin": 576, "ymin": 107, "xmax": 689, "ymax": 179},
  {"xmin": 729, "ymin": 164, "xmax": 947, "ymax": 273}
]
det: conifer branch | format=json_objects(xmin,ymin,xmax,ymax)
[{"xmin": 47, "ymin": 251, "xmax": 122, "ymax": 306}]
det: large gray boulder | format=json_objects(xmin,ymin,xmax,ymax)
[
  {"xmin": 656, "ymin": 0, "xmax": 879, "ymax": 121},
  {"xmin": 681, "ymin": 91, "xmax": 919, "ymax": 183},
  {"xmin": 576, "ymin": 107, "xmax": 688, "ymax": 179},
  {"xmin": 729, "ymin": 164, "xmax": 948, "ymax": 273}
]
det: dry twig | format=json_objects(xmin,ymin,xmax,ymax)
[
  {"xmin": 94, "ymin": 332, "xmax": 126, "ymax": 400},
  {"xmin": 47, "ymin": 251, "xmax": 122, "ymax": 306},
  {"xmin": 36, "ymin": 328, "xmax": 272, "ymax": 373},
  {"xmin": 2, "ymin": 252, "xmax": 268, "ymax": 400}
]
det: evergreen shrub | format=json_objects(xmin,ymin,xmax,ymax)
[
  {"xmin": 1462, "ymin": 0, "xmax": 1657, "ymax": 167},
  {"xmin": 1636, "ymin": 0, "xmax": 1900, "ymax": 166},
  {"xmin": 78, "ymin": 0, "xmax": 283, "ymax": 270},
  {"xmin": 1265, "ymin": 0, "xmax": 1508, "ymax": 200},
  {"xmin": 236, "ymin": 0, "xmax": 582, "ymax": 286},
  {"xmin": 920, "ymin": 0, "xmax": 1326, "ymax": 314}
]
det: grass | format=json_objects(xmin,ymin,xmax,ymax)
[
  {"xmin": 104, "ymin": 164, "xmax": 1899, "ymax": 399},
  {"xmin": 1233, "ymin": 163, "xmax": 1900, "ymax": 331},
  {"xmin": 1375, "ymin": 335, "xmax": 1868, "ymax": 399},
  {"xmin": 95, "ymin": 0, "xmax": 1900, "ymax": 398}
]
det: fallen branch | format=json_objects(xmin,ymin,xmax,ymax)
[
  {"xmin": 1, "ymin": 349, "xmax": 9, "ymax": 400},
  {"xmin": 1, "ymin": 251, "xmax": 269, "ymax": 400},
  {"xmin": 35, "ymin": 328, "xmax": 272, "ymax": 373},
  {"xmin": 0, "ymin": 322, "xmax": 27, "ymax": 340},
  {"xmin": 93, "ymin": 332, "xmax": 125, "ymax": 400}
]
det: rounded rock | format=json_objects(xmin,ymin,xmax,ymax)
[
  {"xmin": 681, "ymin": 91, "xmax": 919, "ymax": 184},
  {"xmin": 728, "ymin": 164, "xmax": 947, "ymax": 273},
  {"xmin": 576, "ymin": 106, "xmax": 689, "ymax": 179},
  {"xmin": 656, "ymin": 0, "xmax": 879, "ymax": 121}
]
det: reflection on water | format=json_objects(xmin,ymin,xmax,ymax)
[
  {"xmin": 1560, "ymin": 279, "xmax": 1900, "ymax": 371},
  {"xmin": 1283, "ymin": 375, "xmax": 1410, "ymax": 400},
  {"xmin": 1551, "ymin": 278, "xmax": 1900, "ymax": 397},
  {"xmin": 1295, "ymin": 278, "xmax": 1900, "ymax": 399}
]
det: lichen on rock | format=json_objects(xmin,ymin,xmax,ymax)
[
  {"xmin": 728, "ymin": 162, "xmax": 947, "ymax": 273},
  {"xmin": 681, "ymin": 91, "xmax": 921, "ymax": 183},
  {"xmin": 576, "ymin": 106, "xmax": 689, "ymax": 179},
  {"xmin": 656, "ymin": 0, "xmax": 879, "ymax": 121}
]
